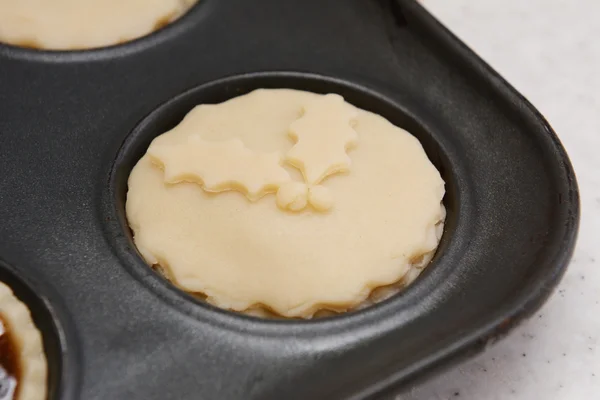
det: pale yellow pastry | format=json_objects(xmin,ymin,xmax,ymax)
[
  {"xmin": 0, "ymin": 0, "xmax": 198, "ymax": 50},
  {"xmin": 126, "ymin": 89, "xmax": 446, "ymax": 318},
  {"xmin": 0, "ymin": 282, "xmax": 47, "ymax": 400}
]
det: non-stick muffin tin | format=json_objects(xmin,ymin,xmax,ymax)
[{"xmin": 0, "ymin": 0, "xmax": 579, "ymax": 399}]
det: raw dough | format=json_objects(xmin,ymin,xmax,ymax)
[
  {"xmin": 0, "ymin": 0, "xmax": 197, "ymax": 50},
  {"xmin": 0, "ymin": 282, "xmax": 47, "ymax": 400},
  {"xmin": 126, "ymin": 89, "xmax": 446, "ymax": 318},
  {"xmin": 286, "ymin": 93, "xmax": 358, "ymax": 185},
  {"xmin": 148, "ymin": 136, "xmax": 290, "ymax": 202}
]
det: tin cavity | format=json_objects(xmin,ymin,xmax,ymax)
[{"xmin": 106, "ymin": 72, "xmax": 457, "ymax": 320}]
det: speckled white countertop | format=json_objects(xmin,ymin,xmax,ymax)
[{"xmin": 404, "ymin": 1, "xmax": 600, "ymax": 399}]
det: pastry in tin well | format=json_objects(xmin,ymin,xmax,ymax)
[
  {"xmin": 0, "ymin": 0, "xmax": 198, "ymax": 50},
  {"xmin": 0, "ymin": 282, "xmax": 47, "ymax": 400},
  {"xmin": 126, "ymin": 89, "xmax": 446, "ymax": 318}
]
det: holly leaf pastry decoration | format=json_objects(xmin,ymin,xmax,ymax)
[
  {"xmin": 148, "ymin": 134, "xmax": 292, "ymax": 201},
  {"xmin": 286, "ymin": 94, "xmax": 358, "ymax": 185},
  {"xmin": 146, "ymin": 93, "xmax": 358, "ymax": 213}
]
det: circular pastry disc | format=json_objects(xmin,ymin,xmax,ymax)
[{"xmin": 126, "ymin": 89, "xmax": 445, "ymax": 317}]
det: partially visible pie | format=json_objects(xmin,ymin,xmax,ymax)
[
  {"xmin": 0, "ymin": 282, "xmax": 46, "ymax": 400},
  {"xmin": 0, "ymin": 0, "xmax": 198, "ymax": 50}
]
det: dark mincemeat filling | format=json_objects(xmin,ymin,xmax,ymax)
[{"xmin": 0, "ymin": 315, "xmax": 19, "ymax": 400}]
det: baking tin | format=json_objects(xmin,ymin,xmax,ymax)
[{"xmin": 0, "ymin": 0, "xmax": 579, "ymax": 399}]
